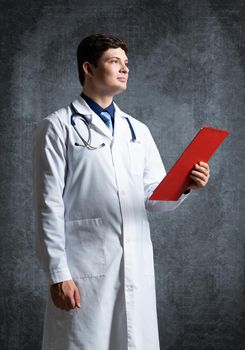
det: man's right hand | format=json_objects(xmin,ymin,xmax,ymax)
[{"xmin": 50, "ymin": 280, "xmax": 81, "ymax": 311}]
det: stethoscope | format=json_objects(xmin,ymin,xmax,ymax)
[{"xmin": 70, "ymin": 103, "xmax": 137, "ymax": 150}]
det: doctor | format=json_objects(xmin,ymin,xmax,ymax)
[{"xmin": 32, "ymin": 33, "xmax": 210, "ymax": 350}]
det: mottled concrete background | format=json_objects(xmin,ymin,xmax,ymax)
[{"xmin": 0, "ymin": 0, "xmax": 244, "ymax": 349}]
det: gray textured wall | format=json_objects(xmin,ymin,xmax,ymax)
[{"xmin": 0, "ymin": 0, "xmax": 244, "ymax": 349}]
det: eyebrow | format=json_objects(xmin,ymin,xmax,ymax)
[{"xmin": 108, "ymin": 56, "xmax": 128, "ymax": 62}]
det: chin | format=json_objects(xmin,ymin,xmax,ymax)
[
  {"xmin": 114, "ymin": 88, "xmax": 127, "ymax": 96},
  {"xmin": 109, "ymin": 84, "xmax": 127, "ymax": 96}
]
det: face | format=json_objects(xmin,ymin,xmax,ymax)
[{"xmin": 84, "ymin": 47, "xmax": 129, "ymax": 96}]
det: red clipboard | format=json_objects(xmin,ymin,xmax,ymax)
[{"xmin": 149, "ymin": 126, "xmax": 229, "ymax": 201}]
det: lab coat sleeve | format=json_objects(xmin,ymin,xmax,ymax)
[
  {"xmin": 143, "ymin": 126, "xmax": 190, "ymax": 212},
  {"xmin": 32, "ymin": 116, "xmax": 72, "ymax": 284}
]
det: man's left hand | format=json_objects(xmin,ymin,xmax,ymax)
[{"xmin": 188, "ymin": 161, "xmax": 210, "ymax": 190}]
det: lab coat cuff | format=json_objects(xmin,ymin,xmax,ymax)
[
  {"xmin": 145, "ymin": 187, "xmax": 191, "ymax": 212},
  {"xmin": 178, "ymin": 189, "xmax": 191, "ymax": 201},
  {"xmin": 49, "ymin": 267, "xmax": 73, "ymax": 285}
]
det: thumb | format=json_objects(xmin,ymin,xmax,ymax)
[{"xmin": 74, "ymin": 286, "xmax": 81, "ymax": 308}]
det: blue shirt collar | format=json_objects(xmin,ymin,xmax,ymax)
[{"xmin": 81, "ymin": 92, "xmax": 115, "ymax": 119}]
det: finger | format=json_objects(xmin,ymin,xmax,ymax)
[
  {"xmin": 198, "ymin": 161, "xmax": 209, "ymax": 170},
  {"xmin": 50, "ymin": 288, "xmax": 63, "ymax": 308},
  {"xmin": 59, "ymin": 303, "xmax": 66, "ymax": 310},
  {"xmin": 53, "ymin": 298, "xmax": 66, "ymax": 309},
  {"xmin": 66, "ymin": 292, "xmax": 76, "ymax": 309},
  {"xmin": 190, "ymin": 174, "xmax": 206, "ymax": 187},
  {"xmin": 74, "ymin": 287, "xmax": 81, "ymax": 308},
  {"xmin": 52, "ymin": 292, "xmax": 70, "ymax": 310},
  {"xmin": 64, "ymin": 301, "xmax": 72, "ymax": 311},
  {"xmin": 193, "ymin": 165, "xmax": 209, "ymax": 177},
  {"xmin": 61, "ymin": 303, "xmax": 67, "ymax": 310},
  {"xmin": 191, "ymin": 170, "xmax": 208, "ymax": 182},
  {"xmin": 190, "ymin": 174, "xmax": 207, "ymax": 186}
]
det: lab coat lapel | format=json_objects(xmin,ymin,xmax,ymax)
[
  {"xmin": 113, "ymin": 101, "xmax": 132, "ymax": 144},
  {"xmin": 71, "ymin": 96, "xmax": 113, "ymax": 140}
]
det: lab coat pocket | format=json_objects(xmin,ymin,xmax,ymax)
[
  {"xmin": 128, "ymin": 141, "xmax": 144, "ymax": 176},
  {"xmin": 65, "ymin": 217, "xmax": 106, "ymax": 279}
]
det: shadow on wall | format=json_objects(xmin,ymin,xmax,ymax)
[
  {"xmin": 1, "ymin": 291, "xmax": 45, "ymax": 349},
  {"xmin": 0, "ymin": 0, "xmax": 244, "ymax": 349}
]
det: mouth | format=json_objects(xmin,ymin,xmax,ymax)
[{"xmin": 117, "ymin": 77, "xmax": 127, "ymax": 82}]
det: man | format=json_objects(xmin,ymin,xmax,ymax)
[{"xmin": 32, "ymin": 33, "xmax": 210, "ymax": 350}]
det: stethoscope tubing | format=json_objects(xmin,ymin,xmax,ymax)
[
  {"xmin": 70, "ymin": 103, "xmax": 105, "ymax": 150},
  {"xmin": 70, "ymin": 102, "xmax": 137, "ymax": 149}
]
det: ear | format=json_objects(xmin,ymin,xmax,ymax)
[{"xmin": 83, "ymin": 62, "xmax": 95, "ymax": 79}]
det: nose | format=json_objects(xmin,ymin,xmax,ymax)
[{"xmin": 120, "ymin": 64, "xmax": 129, "ymax": 74}]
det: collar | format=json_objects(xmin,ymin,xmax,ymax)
[
  {"xmin": 72, "ymin": 95, "xmax": 131, "ymax": 120},
  {"xmin": 81, "ymin": 92, "xmax": 115, "ymax": 119},
  {"xmin": 71, "ymin": 95, "xmax": 132, "ymax": 141}
]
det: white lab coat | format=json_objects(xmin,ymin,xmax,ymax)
[{"xmin": 32, "ymin": 95, "xmax": 189, "ymax": 350}]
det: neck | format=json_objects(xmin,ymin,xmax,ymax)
[{"xmin": 82, "ymin": 87, "xmax": 113, "ymax": 109}]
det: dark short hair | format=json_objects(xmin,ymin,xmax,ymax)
[{"xmin": 77, "ymin": 33, "xmax": 128, "ymax": 86}]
